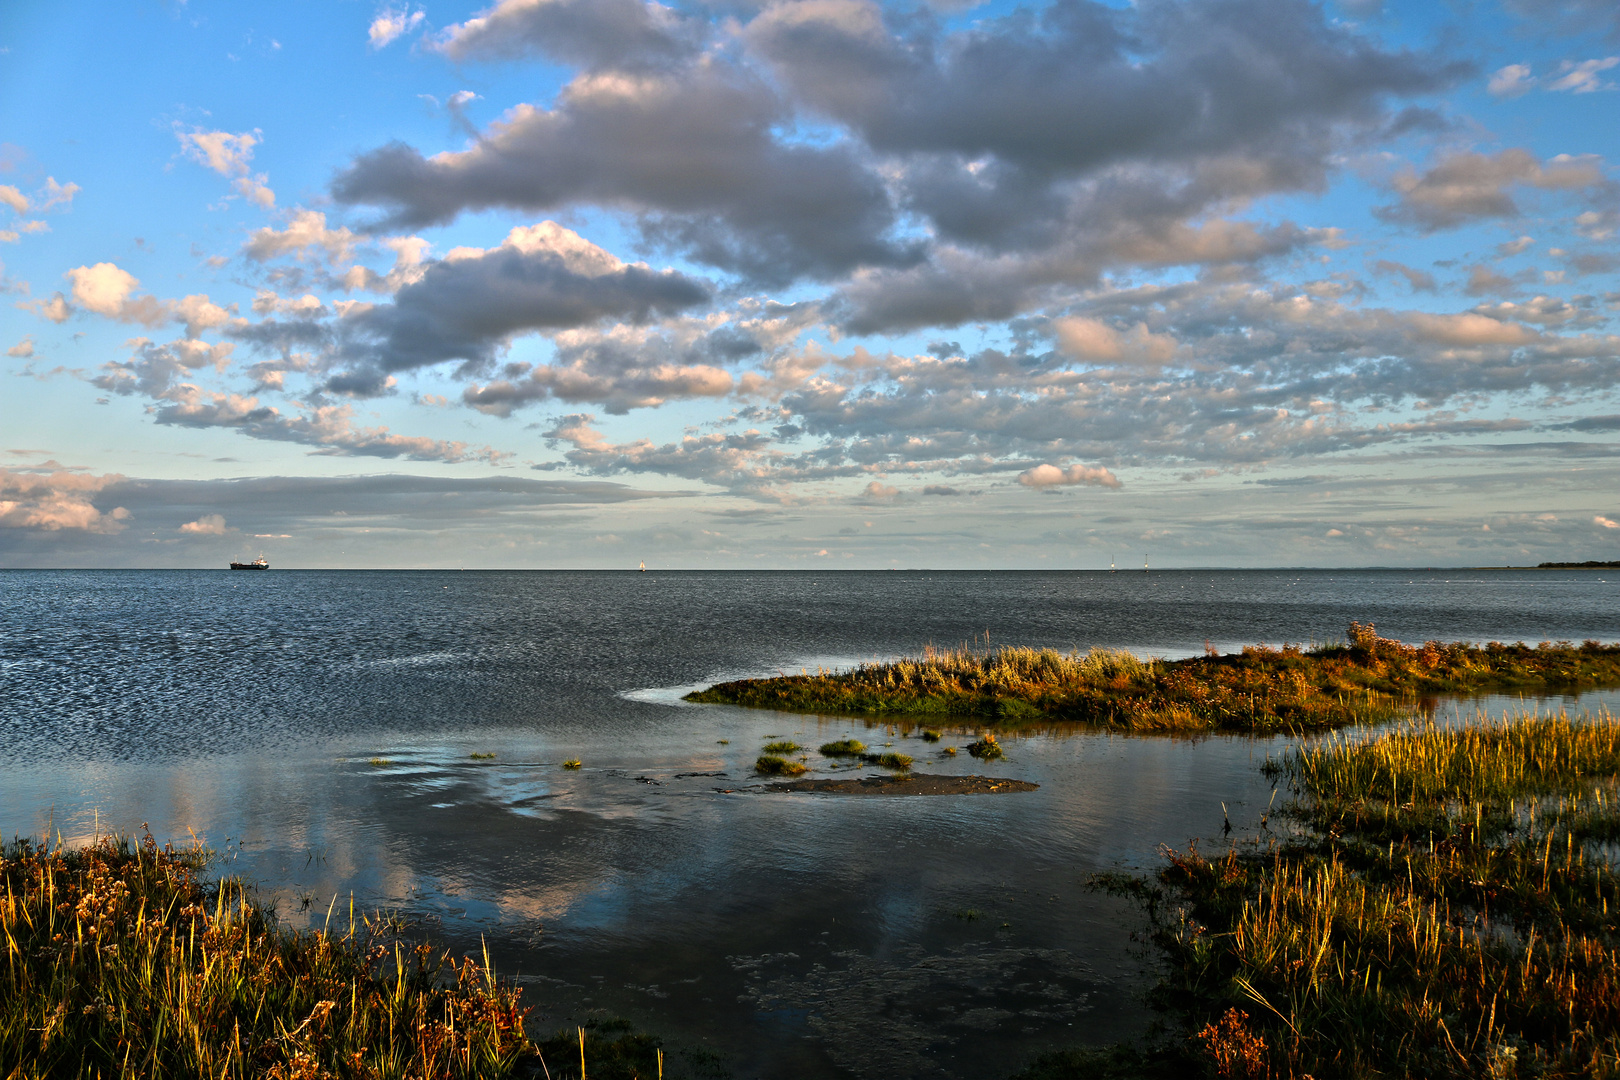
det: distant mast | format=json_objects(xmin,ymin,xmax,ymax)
[
  {"xmin": 1143, "ymin": 553, "xmax": 1149, "ymax": 573},
  {"xmin": 639, "ymin": 560, "xmax": 646, "ymax": 572},
  {"xmin": 1110, "ymin": 554, "xmax": 1116, "ymax": 573}
]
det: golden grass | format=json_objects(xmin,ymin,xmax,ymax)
[
  {"xmin": 1115, "ymin": 710, "xmax": 1620, "ymax": 1078},
  {"xmin": 0, "ymin": 834, "xmax": 536, "ymax": 1079}
]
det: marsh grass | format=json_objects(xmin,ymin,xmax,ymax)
[
  {"xmin": 919, "ymin": 729, "xmax": 942, "ymax": 742},
  {"xmin": 966, "ymin": 734, "xmax": 1005, "ymax": 760},
  {"xmin": 469, "ymin": 752, "xmax": 497, "ymax": 761},
  {"xmin": 818, "ymin": 739, "xmax": 866, "ymax": 756},
  {"xmin": 859, "ymin": 752, "xmax": 912, "ymax": 770},
  {"xmin": 685, "ymin": 625, "xmax": 1620, "ymax": 734},
  {"xmin": 0, "ymin": 833, "xmax": 537, "ymax": 1079},
  {"xmin": 760, "ymin": 740, "xmax": 802, "ymax": 754},
  {"xmin": 754, "ymin": 755, "xmax": 808, "ymax": 776},
  {"xmin": 561, "ymin": 758, "xmax": 583, "ymax": 770},
  {"xmin": 1108, "ymin": 709, "xmax": 1620, "ymax": 1079}
]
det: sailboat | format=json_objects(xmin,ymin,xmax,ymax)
[
  {"xmin": 639, "ymin": 560, "xmax": 646, "ymax": 572},
  {"xmin": 1143, "ymin": 553, "xmax": 1149, "ymax": 573},
  {"xmin": 1110, "ymin": 555, "xmax": 1116, "ymax": 573}
]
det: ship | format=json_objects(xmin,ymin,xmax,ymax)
[{"xmin": 229, "ymin": 554, "xmax": 269, "ymax": 570}]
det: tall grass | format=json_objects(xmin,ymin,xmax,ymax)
[
  {"xmin": 1125, "ymin": 710, "xmax": 1620, "ymax": 1078},
  {"xmin": 1, "ymin": 833, "xmax": 540, "ymax": 1079},
  {"xmin": 686, "ymin": 626, "xmax": 1620, "ymax": 734}
]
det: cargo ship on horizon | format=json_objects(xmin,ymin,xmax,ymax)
[{"xmin": 229, "ymin": 555, "xmax": 269, "ymax": 570}]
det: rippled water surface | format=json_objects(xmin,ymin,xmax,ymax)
[{"xmin": 3, "ymin": 569, "xmax": 1618, "ymax": 1078}]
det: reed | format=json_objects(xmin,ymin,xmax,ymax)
[
  {"xmin": 0, "ymin": 833, "xmax": 537, "ymax": 1079},
  {"xmin": 1106, "ymin": 709, "xmax": 1620, "ymax": 1079},
  {"xmin": 685, "ymin": 626, "xmax": 1620, "ymax": 734}
]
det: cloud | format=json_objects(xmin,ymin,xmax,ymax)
[
  {"xmin": 242, "ymin": 209, "xmax": 357, "ymax": 264},
  {"xmin": 1372, "ymin": 259, "xmax": 1437, "ymax": 292},
  {"xmin": 178, "ymin": 513, "xmax": 228, "ymax": 535},
  {"xmin": 1487, "ymin": 64, "xmax": 1537, "ymax": 98},
  {"xmin": 0, "ymin": 468, "xmax": 130, "ymax": 532},
  {"xmin": 6, "ymin": 336, "xmax": 32, "ymax": 358},
  {"xmin": 0, "ymin": 185, "xmax": 27, "ymax": 213},
  {"xmin": 1547, "ymin": 57, "xmax": 1619, "ymax": 94},
  {"xmin": 1377, "ymin": 149, "xmax": 1607, "ymax": 231},
  {"xmin": 326, "ymin": 221, "xmax": 711, "ymax": 394},
  {"xmin": 18, "ymin": 292, "xmax": 71, "ymax": 323},
  {"xmin": 861, "ymin": 480, "xmax": 899, "ymax": 500},
  {"xmin": 369, "ymin": 6, "xmax": 426, "ymax": 49},
  {"xmin": 433, "ymin": 0, "xmax": 694, "ymax": 69},
  {"xmin": 1597, "ymin": 516, "xmax": 1620, "ymax": 529},
  {"xmin": 1016, "ymin": 463, "xmax": 1123, "ymax": 490},
  {"xmin": 177, "ymin": 128, "xmax": 260, "ymax": 177},
  {"xmin": 65, "ymin": 262, "xmax": 167, "ymax": 325},
  {"xmin": 1054, "ymin": 317, "xmax": 1177, "ymax": 368}
]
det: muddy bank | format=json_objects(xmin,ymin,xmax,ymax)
[{"xmin": 762, "ymin": 772, "xmax": 1038, "ymax": 795}]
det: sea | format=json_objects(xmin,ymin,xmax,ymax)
[{"xmin": 3, "ymin": 568, "xmax": 1618, "ymax": 1079}]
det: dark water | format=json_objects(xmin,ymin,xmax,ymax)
[{"xmin": 3, "ymin": 569, "xmax": 1618, "ymax": 1078}]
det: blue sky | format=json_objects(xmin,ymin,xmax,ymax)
[{"xmin": 1, "ymin": 0, "xmax": 1618, "ymax": 568}]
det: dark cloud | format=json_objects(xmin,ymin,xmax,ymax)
[
  {"xmin": 331, "ymin": 63, "xmax": 916, "ymax": 285},
  {"xmin": 327, "ymin": 222, "xmax": 711, "ymax": 394},
  {"xmin": 1375, "ymin": 149, "xmax": 1606, "ymax": 232},
  {"xmin": 433, "ymin": 0, "xmax": 699, "ymax": 70}
]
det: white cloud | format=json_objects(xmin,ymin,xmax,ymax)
[
  {"xmin": 1598, "ymin": 516, "xmax": 1620, "ymax": 529},
  {"xmin": 19, "ymin": 292, "xmax": 71, "ymax": 324},
  {"xmin": 1054, "ymin": 317, "xmax": 1177, "ymax": 368},
  {"xmin": 66, "ymin": 262, "xmax": 140, "ymax": 317},
  {"xmin": 177, "ymin": 128, "xmax": 261, "ymax": 177},
  {"xmin": 1487, "ymin": 64, "xmax": 1536, "ymax": 98},
  {"xmin": 242, "ymin": 209, "xmax": 356, "ymax": 264},
  {"xmin": 178, "ymin": 513, "xmax": 228, "ymax": 535},
  {"xmin": 37, "ymin": 178, "xmax": 79, "ymax": 212},
  {"xmin": 0, "ymin": 468, "xmax": 130, "ymax": 532},
  {"xmin": 0, "ymin": 185, "xmax": 28, "ymax": 213},
  {"xmin": 369, "ymin": 6, "xmax": 425, "ymax": 48},
  {"xmin": 1546, "ymin": 57, "xmax": 1619, "ymax": 94},
  {"xmin": 1016, "ymin": 463, "xmax": 1123, "ymax": 490},
  {"xmin": 7, "ymin": 336, "xmax": 34, "ymax": 358},
  {"xmin": 233, "ymin": 175, "xmax": 276, "ymax": 209}
]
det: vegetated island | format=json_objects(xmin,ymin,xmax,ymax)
[
  {"xmin": 685, "ymin": 623, "xmax": 1620, "ymax": 734},
  {"xmin": 1028, "ymin": 709, "xmax": 1620, "ymax": 1079},
  {"xmin": 1539, "ymin": 560, "xmax": 1620, "ymax": 569}
]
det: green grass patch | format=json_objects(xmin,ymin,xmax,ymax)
[
  {"xmin": 469, "ymin": 751, "xmax": 497, "ymax": 760},
  {"xmin": 1110, "ymin": 710, "xmax": 1620, "ymax": 1078},
  {"xmin": 561, "ymin": 758, "xmax": 583, "ymax": 770},
  {"xmin": 919, "ymin": 729, "xmax": 942, "ymax": 742},
  {"xmin": 0, "ymin": 834, "xmax": 537, "ymax": 1078},
  {"xmin": 684, "ymin": 625, "xmax": 1620, "ymax": 734},
  {"xmin": 754, "ymin": 754, "xmax": 808, "ymax": 776},
  {"xmin": 819, "ymin": 739, "xmax": 867, "ymax": 756},
  {"xmin": 966, "ymin": 734, "xmax": 1005, "ymax": 760},
  {"xmin": 761, "ymin": 740, "xmax": 802, "ymax": 754},
  {"xmin": 860, "ymin": 751, "xmax": 913, "ymax": 769}
]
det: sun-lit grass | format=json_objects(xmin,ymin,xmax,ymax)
[
  {"xmin": 860, "ymin": 751, "xmax": 912, "ymax": 770},
  {"xmin": 819, "ymin": 739, "xmax": 866, "ymax": 756},
  {"xmin": 966, "ymin": 734, "xmax": 1005, "ymax": 760},
  {"xmin": 561, "ymin": 758, "xmax": 583, "ymax": 770},
  {"xmin": 761, "ymin": 740, "xmax": 802, "ymax": 754},
  {"xmin": 686, "ymin": 626, "xmax": 1620, "ymax": 734},
  {"xmin": 754, "ymin": 754, "xmax": 808, "ymax": 776},
  {"xmin": 1098, "ymin": 709, "xmax": 1620, "ymax": 1078},
  {"xmin": 469, "ymin": 751, "xmax": 497, "ymax": 760},
  {"xmin": 0, "ymin": 834, "xmax": 537, "ymax": 1078}
]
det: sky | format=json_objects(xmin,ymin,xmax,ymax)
[{"xmin": 1, "ymin": 0, "xmax": 1618, "ymax": 569}]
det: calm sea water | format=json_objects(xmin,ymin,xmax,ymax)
[{"xmin": 3, "ymin": 569, "xmax": 1618, "ymax": 1078}]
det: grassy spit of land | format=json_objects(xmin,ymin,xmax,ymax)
[
  {"xmin": 0, "ymin": 834, "xmax": 675, "ymax": 1079},
  {"xmin": 1025, "ymin": 710, "xmax": 1620, "ymax": 1080},
  {"xmin": 685, "ymin": 624, "xmax": 1620, "ymax": 734}
]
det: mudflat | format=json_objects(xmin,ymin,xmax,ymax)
[{"xmin": 762, "ymin": 772, "xmax": 1038, "ymax": 795}]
